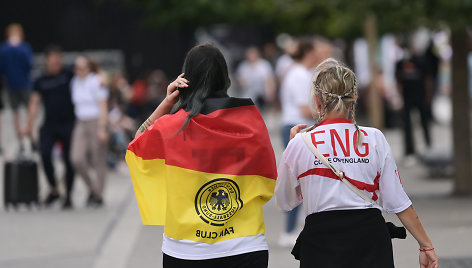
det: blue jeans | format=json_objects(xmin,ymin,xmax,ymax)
[{"xmin": 282, "ymin": 124, "xmax": 300, "ymax": 233}]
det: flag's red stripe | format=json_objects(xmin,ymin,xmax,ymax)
[
  {"xmin": 128, "ymin": 105, "xmax": 277, "ymax": 180},
  {"xmin": 297, "ymin": 168, "xmax": 380, "ymax": 201}
]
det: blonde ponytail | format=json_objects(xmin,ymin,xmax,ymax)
[{"xmin": 310, "ymin": 58, "xmax": 364, "ymax": 147}]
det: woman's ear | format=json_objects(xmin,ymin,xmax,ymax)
[{"xmin": 314, "ymin": 95, "xmax": 322, "ymax": 110}]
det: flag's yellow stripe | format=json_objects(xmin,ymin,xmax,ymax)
[
  {"xmin": 126, "ymin": 150, "xmax": 275, "ymax": 244},
  {"xmin": 126, "ymin": 150, "xmax": 167, "ymax": 225}
]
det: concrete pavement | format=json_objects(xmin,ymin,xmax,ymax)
[{"xmin": 1, "ymin": 107, "xmax": 471, "ymax": 268}]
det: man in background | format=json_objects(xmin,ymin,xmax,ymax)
[
  {"xmin": 395, "ymin": 43, "xmax": 432, "ymax": 166},
  {"xmin": 24, "ymin": 45, "xmax": 75, "ymax": 209},
  {"xmin": 0, "ymin": 23, "xmax": 33, "ymax": 144},
  {"xmin": 278, "ymin": 36, "xmax": 333, "ymax": 247}
]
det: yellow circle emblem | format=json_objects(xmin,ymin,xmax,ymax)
[{"xmin": 195, "ymin": 178, "xmax": 243, "ymax": 226}]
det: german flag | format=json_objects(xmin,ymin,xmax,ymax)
[{"xmin": 126, "ymin": 97, "xmax": 277, "ymax": 244}]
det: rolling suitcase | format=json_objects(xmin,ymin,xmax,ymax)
[{"xmin": 4, "ymin": 156, "xmax": 39, "ymax": 210}]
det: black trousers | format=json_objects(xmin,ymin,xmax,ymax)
[
  {"xmin": 402, "ymin": 91, "xmax": 431, "ymax": 156},
  {"xmin": 293, "ymin": 209, "xmax": 394, "ymax": 268},
  {"xmin": 39, "ymin": 123, "xmax": 75, "ymax": 198},
  {"xmin": 163, "ymin": 250, "xmax": 268, "ymax": 268}
]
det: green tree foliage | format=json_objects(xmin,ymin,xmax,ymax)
[{"xmin": 101, "ymin": 0, "xmax": 472, "ymax": 37}]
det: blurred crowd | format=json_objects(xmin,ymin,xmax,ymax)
[
  {"xmin": 232, "ymin": 31, "xmax": 452, "ymax": 166},
  {"xmin": 0, "ymin": 23, "xmax": 453, "ymax": 214},
  {"xmin": 0, "ymin": 23, "xmax": 156, "ymax": 209}
]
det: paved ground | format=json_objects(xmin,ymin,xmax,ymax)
[{"xmin": 1, "ymin": 107, "xmax": 471, "ymax": 268}]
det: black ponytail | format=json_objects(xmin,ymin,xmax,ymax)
[{"xmin": 172, "ymin": 43, "xmax": 231, "ymax": 134}]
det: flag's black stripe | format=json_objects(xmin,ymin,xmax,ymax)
[{"xmin": 186, "ymin": 97, "xmax": 255, "ymax": 115}]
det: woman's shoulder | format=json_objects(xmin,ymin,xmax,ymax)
[
  {"xmin": 357, "ymin": 125, "xmax": 391, "ymax": 147},
  {"xmin": 155, "ymin": 110, "xmax": 185, "ymax": 125},
  {"xmin": 284, "ymin": 133, "xmax": 308, "ymax": 155},
  {"xmin": 358, "ymin": 125, "xmax": 384, "ymax": 136}
]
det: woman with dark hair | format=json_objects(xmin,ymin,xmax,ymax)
[{"xmin": 126, "ymin": 43, "xmax": 277, "ymax": 268}]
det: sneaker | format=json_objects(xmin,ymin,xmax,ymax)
[
  {"xmin": 86, "ymin": 193, "xmax": 95, "ymax": 207},
  {"xmin": 92, "ymin": 196, "xmax": 104, "ymax": 208},
  {"xmin": 44, "ymin": 192, "xmax": 60, "ymax": 207},
  {"xmin": 87, "ymin": 194, "xmax": 104, "ymax": 208},
  {"xmin": 62, "ymin": 198, "xmax": 73, "ymax": 210},
  {"xmin": 278, "ymin": 231, "xmax": 299, "ymax": 248}
]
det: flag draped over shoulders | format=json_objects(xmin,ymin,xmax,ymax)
[{"xmin": 126, "ymin": 97, "xmax": 277, "ymax": 244}]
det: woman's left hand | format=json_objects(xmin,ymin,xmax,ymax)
[
  {"xmin": 165, "ymin": 73, "xmax": 189, "ymax": 106},
  {"xmin": 419, "ymin": 250, "xmax": 439, "ymax": 268}
]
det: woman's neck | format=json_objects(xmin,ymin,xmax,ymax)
[{"xmin": 323, "ymin": 110, "xmax": 349, "ymax": 120}]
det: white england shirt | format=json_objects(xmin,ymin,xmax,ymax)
[{"xmin": 275, "ymin": 118, "xmax": 412, "ymax": 215}]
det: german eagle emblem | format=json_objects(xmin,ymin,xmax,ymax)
[
  {"xmin": 209, "ymin": 189, "xmax": 230, "ymax": 211},
  {"xmin": 195, "ymin": 178, "xmax": 243, "ymax": 226}
]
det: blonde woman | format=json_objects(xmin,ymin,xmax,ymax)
[
  {"xmin": 275, "ymin": 58, "xmax": 438, "ymax": 268},
  {"xmin": 70, "ymin": 56, "xmax": 108, "ymax": 207}
]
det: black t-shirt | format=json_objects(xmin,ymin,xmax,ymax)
[
  {"xmin": 34, "ymin": 68, "xmax": 75, "ymax": 126},
  {"xmin": 395, "ymin": 56, "xmax": 427, "ymax": 96}
]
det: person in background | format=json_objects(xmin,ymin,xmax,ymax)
[
  {"xmin": 146, "ymin": 69, "xmax": 168, "ymax": 108},
  {"xmin": 108, "ymin": 71, "xmax": 134, "ymax": 169},
  {"xmin": 71, "ymin": 56, "xmax": 108, "ymax": 207},
  {"xmin": 0, "ymin": 23, "xmax": 33, "ymax": 144},
  {"xmin": 262, "ymin": 42, "xmax": 280, "ymax": 68},
  {"xmin": 127, "ymin": 72, "xmax": 149, "ymax": 121},
  {"xmin": 423, "ymin": 41, "xmax": 439, "ymax": 121},
  {"xmin": 468, "ymin": 31, "xmax": 472, "ymax": 100},
  {"xmin": 395, "ymin": 45, "xmax": 431, "ymax": 166},
  {"xmin": 140, "ymin": 69, "xmax": 168, "ymax": 122},
  {"xmin": 236, "ymin": 46, "xmax": 276, "ymax": 110},
  {"xmin": 24, "ymin": 45, "xmax": 75, "ymax": 209},
  {"xmin": 0, "ymin": 75, "xmax": 4, "ymax": 152},
  {"xmin": 275, "ymin": 36, "xmax": 297, "ymax": 84},
  {"xmin": 278, "ymin": 37, "xmax": 319, "ymax": 247},
  {"xmin": 313, "ymin": 37, "xmax": 334, "ymax": 67}
]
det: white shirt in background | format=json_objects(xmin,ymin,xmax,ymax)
[
  {"xmin": 280, "ymin": 63, "xmax": 314, "ymax": 126},
  {"xmin": 236, "ymin": 59, "xmax": 274, "ymax": 101},
  {"xmin": 71, "ymin": 73, "xmax": 109, "ymax": 121},
  {"xmin": 275, "ymin": 54, "xmax": 295, "ymax": 82},
  {"xmin": 275, "ymin": 119, "xmax": 412, "ymax": 216}
]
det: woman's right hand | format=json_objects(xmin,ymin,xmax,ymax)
[
  {"xmin": 165, "ymin": 73, "xmax": 189, "ymax": 106},
  {"xmin": 419, "ymin": 250, "xmax": 439, "ymax": 268},
  {"xmin": 135, "ymin": 74, "xmax": 190, "ymax": 139}
]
